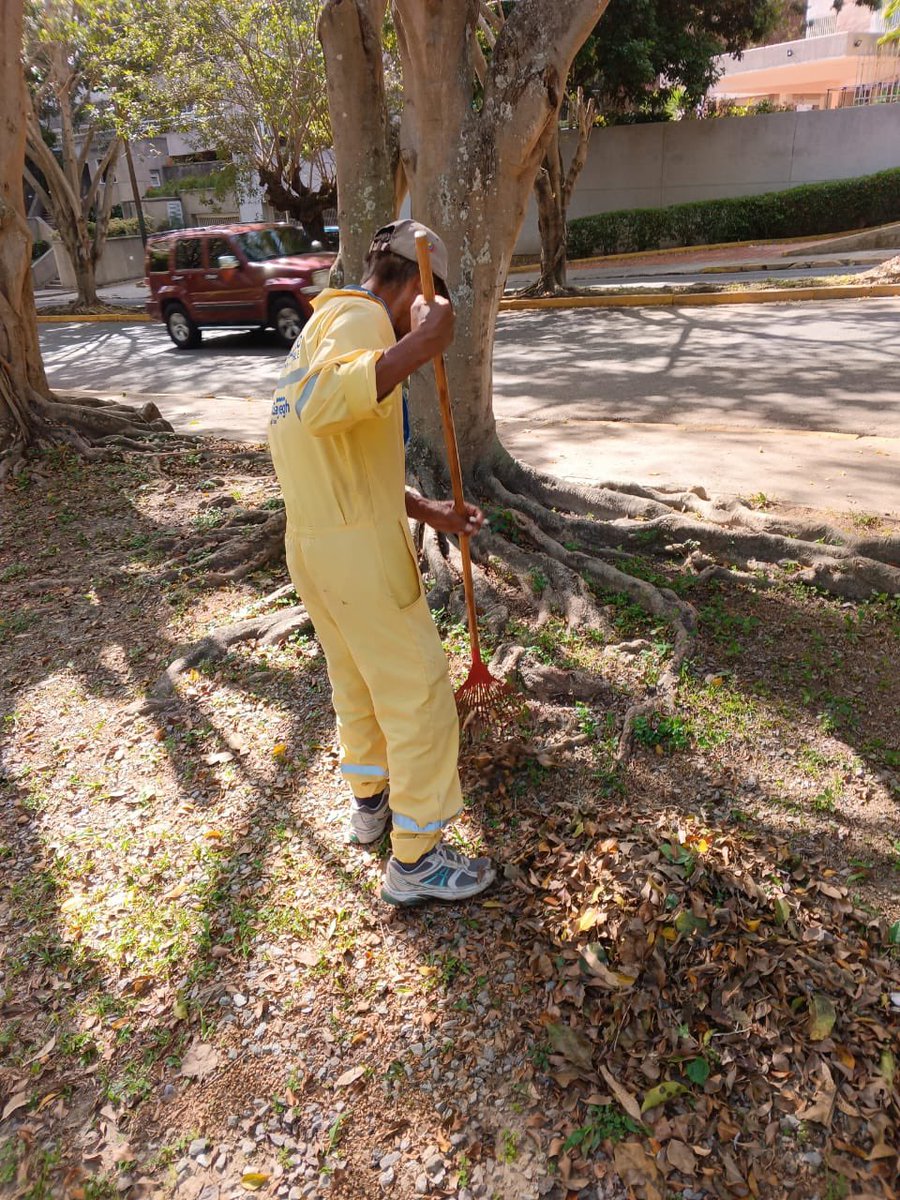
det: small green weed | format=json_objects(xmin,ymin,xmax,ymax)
[
  {"xmin": 562, "ymin": 1105, "xmax": 644, "ymax": 1153},
  {"xmin": 191, "ymin": 507, "xmax": 226, "ymax": 531},
  {"xmin": 811, "ymin": 783, "xmax": 841, "ymax": 814},
  {"xmin": 632, "ymin": 712, "xmax": 691, "ymax": 752},
  {"xmin": 574, "ymin": 701, "xmax": 599, "ymax": 739},
  {"xmin": 326, "ymin": 1113, "xmax": 347, "ymax": 1153},
  {"xmin": 499, "ymin": 1129, "xmax": 518, "ymax": 1163}
]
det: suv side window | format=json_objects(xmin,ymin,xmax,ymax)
[
  {"xmin": 174, "ymin": 238, "xmax": 202, "ymax": 270},
  {"xmin": 208, "ymin": 237, "xmax": 234, "ymax": 268},
  {"xmin": 148, "ymin": 243, "xmax": 170, "ymax": 273}
]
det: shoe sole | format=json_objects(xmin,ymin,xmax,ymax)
[
  {"xmin": 380, "ymin": 877, "xmax": 496, "ymax": 906},
  {"xmin": 347, "ymin": 829, "xmax": 389, "ymax": 846}
]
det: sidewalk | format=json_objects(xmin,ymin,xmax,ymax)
[
  {"xmin": 34, "ymin": 279, "xmax": 148, "ymax": 311},
  {"xmin": 506, "ymin": 242, "xmax": 896, "ymax": 291},
  {"xmin": 33, "ymin": 241, "xmax": 897, "ymax": 311}
]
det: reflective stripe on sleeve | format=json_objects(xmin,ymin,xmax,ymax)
[{"xmin": 294, "ymin": 371, "xmax": 320, "ymax": 418}]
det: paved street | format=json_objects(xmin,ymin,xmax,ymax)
[{"xmin": 39, "ymin": 298, "xmax": 900, "ymax": 513}]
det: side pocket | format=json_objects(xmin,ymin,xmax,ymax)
[{"xmin": 377, "ymin": 520, "xmax": 423, "ymax": 611}]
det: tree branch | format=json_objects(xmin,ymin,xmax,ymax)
[
  {"xmin": 24, "ymin": 108, "xmax": 84, "ymax": 224},
  {"xmin": 561, "ymin": 88, "xmax": 596, "ymax": 211},
  {"xmin": 83, "ymin": 135, "xmax": 121, "ymax": 216},
  {"xmin": 22, "ymin": 163, "xmax": 53, "ymax": 221}
]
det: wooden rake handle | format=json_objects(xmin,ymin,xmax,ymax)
[{"xmin": 414, "ymin": 230, "xmax": 484, "ymax": 666}]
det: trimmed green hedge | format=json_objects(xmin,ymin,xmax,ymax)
[{"xmin": 566, "ymin": 167, "xmax": 900, "ymax": 258}]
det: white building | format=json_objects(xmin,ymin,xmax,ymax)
[{"xmin": 709, "ymin": 0, "xmax": 900, "ymax": 110}]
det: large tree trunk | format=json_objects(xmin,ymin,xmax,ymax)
[
  {"xmin": 57, "ymin": 222, "xmax": 101, "ymax": 309},
  {"xmin": 1, "ymin": 0, "xmax": 53, "ymax": 464},
  {"xmin": 319, "ymin": 0, "xmax": 398, "ymax": 285},
  {"xmin": 392, "ymin": 0, "xmax": 607, "ymax": 474}
]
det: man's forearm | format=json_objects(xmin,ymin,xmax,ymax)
[
  {"xmin": 404, "ymin": 487, "xmax": 426, "ymax": 522},
  {"xmin": 376, "ymin": 330, "xmax": 442, "ymax": 400}
]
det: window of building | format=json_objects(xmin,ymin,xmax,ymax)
[
  {"xmin": 149, "ymin": 169, "xmax": 161, "ymax": 188},
  {"xmin": 174, "ymin": 238, "xmax": 202, "ymax": 269}
]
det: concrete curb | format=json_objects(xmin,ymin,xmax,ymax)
[
  {"xmin": 35, "ymin": 282, "xmax": 900, "ymax": 324},
  {"xmin": 499, "ymin": 282, "xmax": 900, "ymax": 311}
]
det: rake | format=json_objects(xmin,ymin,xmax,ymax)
[{"xmin": 414, "ymin": 230, "xmax": 517, "ymax": 729}]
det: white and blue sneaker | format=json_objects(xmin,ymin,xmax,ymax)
[
  {"xmin": 346, "ymin": 790, "xmax": 391, "ymax": 845},
  {"xmin": 381, "ymin": 842, "xmax": 496, "ymax": 906}
]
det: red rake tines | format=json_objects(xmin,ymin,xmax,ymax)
[{"xmin": 455, "ymin": 650, "xmax": 520, "ymax": 732}]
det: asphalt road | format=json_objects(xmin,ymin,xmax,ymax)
[{"xmin": 39, "ymin": 298, "xmax": 900, "ymax": 511}]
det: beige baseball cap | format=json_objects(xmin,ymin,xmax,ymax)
[{"xmin": 368, "ymin": 219, "xmax": 449, "ymax": 286}]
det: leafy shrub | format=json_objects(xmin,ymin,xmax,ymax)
[
  {"xmin": 106, "ymin": 216, "xmax": 152, "ymax": 238},
  {"xmin": 567, "ymin": 166, "xmax": 900, "ymax": 258},
  {"xmin": 31, "ymin": 239, "xmax": 50, "ymax": 260},
  {"xmin": 145, "ymin": 165, "xmax": 236, "ymax": 199}
]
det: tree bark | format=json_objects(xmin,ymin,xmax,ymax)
[
  {"xmin": 319, "ymin": 0, "xmax": 399, "ymax": 285},
  {"xmin": 391, "ymin": 0, "xmax": 609, "ymax": 473},
  {"xmin": 1, "ymin": 0, "xmax": 52, "ymax": 462}
]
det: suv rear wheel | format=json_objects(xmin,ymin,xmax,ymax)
[
  {"xmin": 271, "ymin": 297, "xmax": 305, "ymax": 348},
  {"xmin": 165, "ymin": 304, "xmax": 202, "ymax": 350}
]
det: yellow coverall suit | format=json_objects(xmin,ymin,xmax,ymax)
[{"xmin": 268, "ymin": 288, "xmax": 462, "ymax": 863}]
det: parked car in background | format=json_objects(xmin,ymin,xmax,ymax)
[{"xmin": 145, "ymin": 222, "xmax": 334, "ymax": 349}]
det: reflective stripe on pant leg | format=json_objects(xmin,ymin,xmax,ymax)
[{"xmin": 285, "ymin": 534, "xmax": 388, "ymax": 799}]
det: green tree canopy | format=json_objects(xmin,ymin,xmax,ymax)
[
  {"xmin": 570, "ymin": 0, "xmax": 788, "ymax": 119},
  {"xmin": 163, "ymin": 0, "xmax": 336, "ymax": 234}
]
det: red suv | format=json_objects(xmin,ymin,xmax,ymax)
[{"xmin": 145, "ymin": 222, "xmax": 334, "ymax": 350}]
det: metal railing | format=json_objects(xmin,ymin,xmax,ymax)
[{"xmin": 805, "ymin": 14, "xmax": 838, "ymax": 38}]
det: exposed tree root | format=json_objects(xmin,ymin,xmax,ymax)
[
  {"xmin": 155, "ymin": 507, "xmax": 288, "ymax": 587},
  {"xmin": 130, "ymin": 445, "xmax": 899, "ymax": 763},
  {"xmin": 136, "ymin": 598, "xmax": 310, "ymax": 714},
  {"xmin": 490, "ymin": 457, "xmax": 900, "ymax": 601},
  {"xmin": 491, "ymin": 643, "xmax": 614, "ymax": 703},
  {"xmin": 0, "ymin": 388, "xmax": 190, "ymax": 481}
]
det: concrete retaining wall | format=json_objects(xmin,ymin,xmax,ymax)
[
  {"xmin": 53, "ymin": 236, "xmax": 145, "ymax": 289},
  {"xmin": 31, "ymin": 248, "xmax": 59, "ymax": 288},
  {"xmin": 517, "ymin": 105, "xmax": 900, "ymax": 253}
]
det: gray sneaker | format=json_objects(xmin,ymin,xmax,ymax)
[
  {"xmin": 381, "ymin": 842, "xmax": 496, "ymax": 906},
  {"xmin": 346, "ymin": 790, "xmax": 391, "ymax": 845}
]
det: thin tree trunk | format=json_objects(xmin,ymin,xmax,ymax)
[
  {"xmin": 534, "ymin": 124, "xmax": 568, "ymax": 293},
  {"xmin": 529, "ymin": 89, "xmax": 596, "ymax": 296},
  {"xmin": 319, "ymin": 0, "xmax": 397, "ymax": 285}
]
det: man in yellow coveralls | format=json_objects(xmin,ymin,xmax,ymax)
[{"xmin": 268, "ymin": 220, "xmax": 496, "ymax": 906}]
